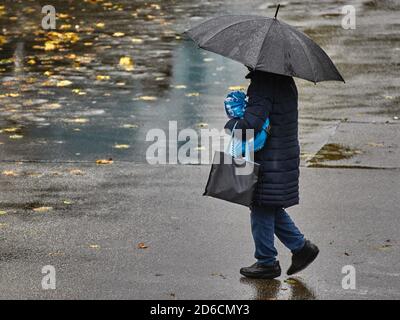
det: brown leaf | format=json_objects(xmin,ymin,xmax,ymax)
[{"xmin": 137, "ymin": 242, "xmax": 148, "ymax": 249}]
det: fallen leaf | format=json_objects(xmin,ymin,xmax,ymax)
[
  {"xmin": 96, "ymin": 75, "xmax": 110, "ymax": 81},
  {"xmin": 114, "ymin": 144, "xmax": 130, "ymax": 149},
  {"xmin": 173, "ymin": 84, "xmax": 187, "ymax": 89},
  {"xmin": 137, "ymin": 242, "xmax": 148, "ymax": 249},
  {"xmin": 56, "ymin": 80, "xmax": 73, "ymax": 87},
  {"xmin": 89, "ymin": 244, "xmax": 100, "ymax": 249},
  {"xmin": 0, "ymin": 223, "xmax": 8, "ymax": 228},
  {"xmin": 63, "ymin": 200, "xmax": 73, "ymax": 205},
  {"xmin": 2, "ymin": 170, "xmax": 18, "ymax": 176},
  {"xmin": 0, "ymin": 210, "xmax": 7, "ymax": 215},
  {"xmin": 1, "ymin": 127, "xmax": 20, "ymax": 133},
  {"xmin": 64, "ymin": 118, "xmax": 89, "ymax": 124},
  {"xmin": 186, "ymin": 92, "xmax": 200, "ymax": 97},
  {"xmin": 72, "ymin": 88, "xmax": 87, "ymax": 95},
  {"xmin": 119, "ymin": 56, "xmax": 135, "ymax": 71},
  {"xmin": 0, "ymin": 35, "xmax": 6, "ymax": 46},
  {"xmin": 48, "ymin": 250, "xmax": 65, "ymax": 257},
  {"xmin": 9, "ymin": 134, "xmax": 23, "ymax": 139},
  {"xmin": 121, "ymin": 124, "xmax": 138, "ymax": 129},
  {"xmin": 113, "ymin": 32, "xmax": 125, "ymax": 37},
  {"xmin": 131, "ymin": 38, "xmax": 144, "ymax": 44},
  {"xmin": 138, "ymin": 96, "xmax": 157, "ymax": 101},
  {"xmin": 95, "ymin": 22, "xmax": 105, "ymax": 28},
  {"xmin": 367, "ymin": 142, "xmax": 384, "ymax": 147},
  {"xmin": 96, "ymin": 159, "xmax": 113, "ymax": 165},
  {"xmin": 69, "ymin": 169, "xmax": 84, "ymax": 175},
  {"xmin": 33, "ymin": 206, "xmax": 53, "ymax": 213}
]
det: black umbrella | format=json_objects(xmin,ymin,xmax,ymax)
[{"xmin": 184, "ymin": 5, "xmax": 344, "ymax": 83}]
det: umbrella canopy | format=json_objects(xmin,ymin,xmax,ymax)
[{"xmin": 184, "ymin": 7, "xmax": 344, "ymax": 83}]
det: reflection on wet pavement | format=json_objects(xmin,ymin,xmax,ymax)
[
  {"xmin": 0, "ymin": 0, "xmax": 399, "ymax": 163},
  {"xmin": 240, "ymin": 277, "xmax": 316, "ymax": 300}
]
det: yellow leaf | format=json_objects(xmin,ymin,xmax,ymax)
[
  {"xmin": 64, "ymin": 118, "xmax": 89, "ymax": 124},
  {"xmin": 72, "ymin": 88, "xmax": 87, "ymax": 95},
  {"xmin": 186, "ymin": 92, "xmax": 200, "ymax": 97},
  {"xmin": 96, "ymin": 75, "xmax": 110, "ymax": 81},
  {"xmin": 173, "ymin": 84, "xmax": 187, "ymax": 89},
  {"xmin": 0, "ymin": 35, "xmax": 6, "ymax": 46},
  {"xmin": 33, "ymin": 206, "xmax": 53, "ymax": 213},
  {"xmin": 44, "ymin": 41, "xmax": 57, "ymax": 51},
  {"xmin": 114, "ymin": 144, "xmax": 130, "ymax": 149},
  {"xmin": 1, "ymin": 127, "xmax": 19, "ymax": 133},
  {"xmin": 131, "ymin": 38, "xmax": 144, "ymax": 44},
  {"xmin": 89, "ymin": 244, "xmax": 100, "ymax": 249},
  {"xmin": 119, "ymin": 56, "xmax": 135, "ymax": 71},
  {"xmin": 121, "ymin": 124, "xmax": 138, "ymax": 129},
  {"xmin": 96, "ymin": 159, "xmax": 113, "ymax": 165},
  {"xmin": 95, "ymin": 22, "xmax": 105, "ymax": 28},
  {"xmin": 56, "ymin": 80, "xmax": 73, "ymax": 87},
  {"xmin": 2, "ymin": 170, "xmax": 18, "ymax": 176},
  {"xmin": 27, "ymin": 59, "xmax": 36, "ymax": 65},
  {"xmin": 60, "ymin": 24, "xmax": 72, "ymax": 30},
  {"xmin": 63, "ymin": 200, "xmax": 73, "ymax": 205},
  {"xmin": 113, "ymin": 32, "xmax": 125, "ymax": 37},
  {"xmin": 9, "ymin": 134, "xmax": 23, "ymax": 139},
  {"xmin": 138, "ymin": 96, "xmax": 157, "ymax": 101},
  {"xmin": 0, "ymin": 210, "xmax": 7, "ymax": 215}
]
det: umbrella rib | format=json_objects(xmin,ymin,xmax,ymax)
[
  {"xmin": 290, "ymin": 29, "xmax": 317, "ymax": 83},
  {"xmin": 253, "ymin": 20, "xmax": 275, "ymax": 70},
  {"xmin": 198, "ymin": 17, "xmax": 265, "ymax": 47}
]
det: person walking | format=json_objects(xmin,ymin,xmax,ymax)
[{"xmin": 225, "ymin": 68, "xmax": 319, "ymax": 279}]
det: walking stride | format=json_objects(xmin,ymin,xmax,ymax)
[{"xmin": 186, "ymin": 4, "xmax": 344, "ymax": 279}]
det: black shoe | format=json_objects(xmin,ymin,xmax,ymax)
[
  {"xmin": 240, "ymin": 261, "xmax": 281, "ymax": 279},
  {"xmin": 287, "ymin": 240, "xmax": 319, "ymax": 276}
]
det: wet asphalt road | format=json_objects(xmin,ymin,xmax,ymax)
[
  {"xmin": 0, "ymin": 161, "xmax": 399, "ymax": 300},
  {"xmin": 0, "ymin": 0, "xmax": 400, "ymax": 300}
]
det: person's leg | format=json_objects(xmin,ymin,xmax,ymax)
[
  {"xmin": 250, "ymin": 205, "xmax": 278, "ymax": 266},
  {"xmin": 274, "ymin": 208, "xmax": 305, "ymax": 254}
]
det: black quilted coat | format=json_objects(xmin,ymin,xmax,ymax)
[{"xmin": 225, "ymin": 70, "xmax": 300, "ymax": 208}]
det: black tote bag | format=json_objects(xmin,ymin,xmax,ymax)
[{"xmin": 203, "ymin": 126, "xmax": 260, "ymax": 207}]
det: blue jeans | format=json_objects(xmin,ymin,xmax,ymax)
[{"xmin": 251, "ymin": 206, "xmax": 305, "ymax": 266}]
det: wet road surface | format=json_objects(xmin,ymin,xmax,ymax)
[{"xmin": 0, "ymin": 0, "xmax": 400, "ymax": 299}]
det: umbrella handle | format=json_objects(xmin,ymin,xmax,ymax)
[{"xmin": 274, "ymin": 4, "xmax": 281, "ymax": 19}]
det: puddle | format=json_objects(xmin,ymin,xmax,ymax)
[
  {"xmin": 308, "ymin": 143, "xmax": 362, "ymax": 164},
  {"xmin": 240, "ymin": 277, "xmax": 316, "ymax": 300},
  {"xmin": 0, "ymin": 1, "xmax": 398, "ymax": 162}
]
